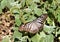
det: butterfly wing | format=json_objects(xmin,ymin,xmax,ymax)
[{"xmin": 19, "ymin": 14, "xmax": 48, "ymax": 34}]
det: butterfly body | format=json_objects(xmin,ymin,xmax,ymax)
[{"xmin": 19, "ymin": 14, "xmax": 48, "ymax": 34}]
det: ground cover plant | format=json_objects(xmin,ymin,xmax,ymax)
[{"xmin": 0, "ymin": 0, "xmax": 60, "ymax": 42}]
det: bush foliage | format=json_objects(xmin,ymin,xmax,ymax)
[{"xmin": 0, "ymin": 0, "xmax": 60, "ymax": 42}]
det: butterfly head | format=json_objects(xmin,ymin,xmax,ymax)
[
  {"xmin": 40, "ymin": 14, "xmax": 48, "ymax": 20},
  {"xmin": 19, "ymin": 24, "xmax": 25, "ymax": 31}
]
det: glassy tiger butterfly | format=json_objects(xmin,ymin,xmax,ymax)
[{"xmin": 19, "ymin": 14, "xmax": 48, "ymax": 34}]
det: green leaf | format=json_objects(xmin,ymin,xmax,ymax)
[
  {"xmin": 23, "ymin": 8, "xmax": 32, "ymax": 13},
  {"xmin": 13, "ymin": 30, "xmax": 22, "ymax": 39},
  {"xmin": 56, "ymin": 7, "xmax": 60, "ymax": 22},
  {"xmin": 15, "ymin": 15, "xmax": 21, "ymax": 26},
  {"xmin": 0, "ymin": 7, "xmax": 2, "ymax": 14},
  {"xmin": 20, "ymin": 36, "xmax": 29, "ymax": 42},
  {"xmin": 40, "ymin": 32, "xmax": 54, "ymax": 42},
  {"xmin": 29, "ymin": 3, "xmax": 37, "ymax": 10},
  {"xmin": 23, "ymin": 13, "xmax": 30, "ymax": 20},
  {"xmin": 1, "ymin": 0, "xmax": 14, "ymax": 9},
  {"xmin": 1, "ymin": 0, "xmax": 7, "ymax": 9},
  {"xmin": 43, "ymin": 25, "xmax": 55, "ymax": 34},
  {"xmin": 40, "ymin": 31, "xmax": 46, "ymax": 38},
  {"xmin": 27, "ymin": 15, "xmax": 36, "ymax": 22},
  {"xmin": 31, "ymin": 33, "xmax": 40, "ymax": 42},
  {"xmin": 40, "ymin": 34, "xmax": 54, "ymax": 42},
  {"xmin": 22, "ymin": 13, "xmax": 36, "ymax": 23},
  {"xmin": 10, "ymin": 1, "xmax": 21, "ymax": 8},
  {"xmin": 44, "ymin": 34, "xmax": 54, "ymax": 42},
  {"xmin": 13, "ymin": 27, "xmax": 19, "ymax": 31},
  {"xmin": 21, "ymin": 0, "xmax": 25, "ymax": 7},
  {"xmin": 2, "ymin": 36, "xmax": 10, "ymax": 42},
  {"xmin": 39, "ymin": 37, "xmax": 45, "ymax": 42},
  {"xmin": 26, "ymin": 0, "xmax": 33, "ymax": 6},
  {"xmin": 34, "ymin": 8, "xmax": 42, "ymax": 16},
  {"xmin": 46, "ymin": 17, "xmax": 54, "ymax": 26},
  {"xmin": 10, "ymin": 7, "xmax": 20, "ymax": 14},
  {"xmin": 57, "ymin": 0, "xmax": 60, "ymax": 3},
  {"xmin": 33, "ymin": 0, "xmax": 40, "ymax": 3},
  {"xmin": 13, "ymin": 27, "xmax": 22, "ymax": 42},
  {"xmin": 51, "ymin": 2, "xmax": 57, "ymax": 10},
  {"xmin": 58, "ymin": 13, "xmax": 60, "ymax": 22},
  {"xmin": 48, "ymin": 8, "xmax": 54, "ymax": 13}
]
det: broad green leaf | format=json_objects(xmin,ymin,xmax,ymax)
[
  {"xmin": 26, "ymin": 0, "xmax": 33, "ymax": 6},
  {"xmin": 40, "ymin": 34, "xmax": 54, "ymax": 42},
  {"xmin": 46, "ymin": 17, "xmax": 53, "ymax": 26},
  {"xmin": 23, "ymin": 8, "xmax": 32, "ymax": 13},
  {"xmin": 10, "ymin": 7, "xmax": 20, "ymax": 14},
  {"xmin": 23, "ymin": 13, "xmax": 30, "ymax": 20},
  {"xmin": 1, "ymin": 0, "xmax": 13, "ymax": 9},
  {"xmin": 2, "ymin": 36, "xmax": 10, "ymax": 42},
  {"xmin": 31, "ymin": 33, "xmax": 40, "ymax": 42},
  {"xmin": 44, "ymin": 34, "xmax": 54, "ymax": 42},
  {"xmin": 13, "ymin": 27, "xmax": 22, "ymax": 39},
  {"xmin": 27, "ymin": 15, "xmax": 36, "ymax": 22},
  {"xmin": 34, "ymin": 8, "xmax": 42, "ymax": 16},
  {"xmin": 18, "ymin": 36, "xmax": 31, "ymax": 42},
  {"xmin": 13, "ymin": 27, "xmax": 19, "ymax": 31},
  {"xmin": 43, "ymin": 25, "xmax": 55, "ymax": 34},
  {"xmin": 48, "ymin": 8, "xmax": 54, "ymax": 13},
  {"xmin": 29, "ymin": 3, "xmax": 37, "ymax": 10},
  {"xmin": 10, "ymin": 1, "xmax": 21, "ymax": 8},
  {"xmin": 39, "ymin": 37, "xmax": 46, "ymax": 42},
  {"xmin": 15, "ymin": 15, "xmax": 21, "ymax": 26},
  {"xmin": 51, "ymin": 2, "xmax": 57, "ymax": 10},
  {"xmin": 40, "ymin": 31, "xmax": 46, "ymax": 38},
  {"xmin": 40, "ymin": 33, "xmax": 54, "ymax": 42},
  {"xmin": 13, "ymin": 30, "xmax": 22, "ymax": 39},
  {"xmin": 22, "ymin": 13, "xmax": 36, "ymax": 23},
  {"xmin": 44, "ymin": 1, "xmax": 48, "ymax": 8},
  {"xmin": 57, "ymin": 0, "xmax": 60, "ymax": 3},
  {"xmin": 13, "ymin": 27, "xmax": 22, "ymax": 42},
  {"xmin": 21, "ymin": 0, "xmax": 25, "ymax": 7},
  {"xmin": 1, "ymin": 0, "xmax": 7, "ymax": 9},
  {"xmin": 10, "ymin": 7, "xmax": 21, "ymax": 26}
]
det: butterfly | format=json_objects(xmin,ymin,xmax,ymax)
[{"xmin": 19, "ymin": 14, "xmax": 48, "ymax": 34}]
